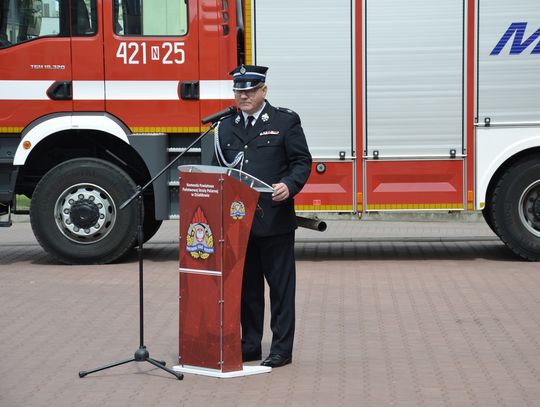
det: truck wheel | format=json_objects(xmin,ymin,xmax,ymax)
[
  {"xmin": 490, "ymin": 157, "xmax": 540, "ymax": 261},
  {"xmin": 482, "ymin": 205, "xmax": 498, "ymax": 236},
  {"xmin": 482, "ymin": 195, "xmax": 498, "ymax": 235},
  {"xmin": 30, "ymin": 158, "xmax": 139, "ymax": 264}
]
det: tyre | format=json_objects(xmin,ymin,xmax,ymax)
[
  {"xmin": 482, "ymin": 205, "xmax": 498, "ymax": 236},
  {"xmin": 30, "ymin": 158, "xmax": 139, "ymax": 264},
  {"xmin": 490, "ymin": 156, "xmax": 540, "ymax": 261}
]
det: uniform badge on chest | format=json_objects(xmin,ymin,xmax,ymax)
[{"xmin": 260, "ymin": 130, "xmax": 280, "ymax": 136}]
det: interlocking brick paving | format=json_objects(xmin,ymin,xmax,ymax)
[{"xmin": 1, "ymin": 220, "xmax": 539, "ymax": 407}]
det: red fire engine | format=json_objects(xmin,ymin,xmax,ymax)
[{"xmin": 1, "ymin": 0, "xmax": 540, "ymax": 263}]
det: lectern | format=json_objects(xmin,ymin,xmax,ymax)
[{"xmin": 173, "ymin": 165, "xmax": 273, "ymax": 378}]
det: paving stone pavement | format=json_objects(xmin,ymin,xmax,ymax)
[{"xmin": 2, "ymin": 218, "xmax": 540, "ymax": 407}]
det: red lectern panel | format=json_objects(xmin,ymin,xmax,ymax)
[
  {"xmin": 179, "ymin": 172, "xmax": 222, "ymax": 275},
  {"xmin": 178, "ymin": 169, "xmax": 259, "ymax": 374},
  {"xmin": 179, "ymin": 274, "xmax": 221, "ymax": 368},
  {"xmin": 220, "ymin": 177, "xmax": 257, "ymax": 371}
]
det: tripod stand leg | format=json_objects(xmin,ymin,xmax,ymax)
[
  {"xmin": 148, "ymin": 357, "xmax": 166, "ymax": 366},
  {"xmin": 79, "ymin": 357, "xmax": 135, "ymax": 378},
  {"xmin": 146, "ymin": 357, "xmax": 184, "ymax": 380},
  {"xmin": 79, "ymin": 347, "xmax": 182, "ymax": 379},
  {"xmin": 149, "ymin": 358, "xmax": 167, "ymax": 366}
]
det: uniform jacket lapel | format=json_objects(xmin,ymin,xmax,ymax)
[
  {"xmin": 229, "ymin": 112, "xmax": 246, "ymax": 143},
  {"xmin": 245, "ymin": 102, "xmax": 274, "ymax": 145}
]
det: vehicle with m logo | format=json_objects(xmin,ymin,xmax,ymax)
[
  {"xmin": 1, "ymin": 0, "xmax": 540, "ymax": 263},
  {"xmin": 491, "ymin": 22, "xmax": 540, "ymax": 54}
]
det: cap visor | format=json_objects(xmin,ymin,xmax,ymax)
[{"xmin": 233, "ymin": 81, "xmax": 263, "ymax": 91}]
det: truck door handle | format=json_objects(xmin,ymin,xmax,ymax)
[
  {"xmin": 179, "ymin": 81, "xmax": 199, "ymax": 100},
  {"xmin": 47, "ymin": 81, "xmax": 73, "ymax": 100}
]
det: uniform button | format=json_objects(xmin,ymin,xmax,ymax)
[
  {"xmin": 267, "ymin": 140, "xmax": 270, "ymax": 144},
  {"xmin": 245, "ymin": 159, "xmax": 249, "ymax": 164},
  {"xmin": 227, "ymin": 143, "xmax": 231, "ymax": 147},
  {"xmin": 244, "ymin": 145, "xmax": 248, "ymax": 149}
]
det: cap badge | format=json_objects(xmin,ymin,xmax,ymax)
[
  {"xmin": 235, "ymin": 115, "xmax": 241, "ymax": 124},
  {"xmin": 261, "ymin": 113, "xmax": 269, "ymax": 122},
  {"xmin": 240, "ymin": 66, "xmax": 246, "ymax": 75}
]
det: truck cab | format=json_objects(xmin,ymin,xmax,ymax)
[{"xmin": 0, "ymin": 0, "xmax": 238, "ymax": 263}]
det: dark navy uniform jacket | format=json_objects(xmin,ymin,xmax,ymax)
[{"xmin": 213, "ymin": 101, "xmax": 312, "ymax": 237}]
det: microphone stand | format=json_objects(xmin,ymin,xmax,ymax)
[{"xmin": 79, "ymin": 118, "xmax": 224, "ymax": 380}]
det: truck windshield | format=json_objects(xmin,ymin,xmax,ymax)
[
  {"xmin": 114, "ymin": 0, "xmax": 188, "ymax": 36},
  {"xmin": 0, "ymin": 0, "xmax": 96, "ymax": 48},
  {"xmin": 0, "ymin": 0, "xmax": 51, "ymax": 47}
]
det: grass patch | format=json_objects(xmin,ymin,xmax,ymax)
[{"xmin": 16, "ymin": 195, "xmax": 31, "ymax": 210}]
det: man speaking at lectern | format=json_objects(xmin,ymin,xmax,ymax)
[{"xmin": 212, "ymin": 64, "xmax": 312, "ymax": 368}]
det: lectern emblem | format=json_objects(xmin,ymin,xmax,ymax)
[
  {"xmin": 230, "ymin": 201, "xmax": 246, "ymax": 220},
  {"xmin": 186, "ymin": 207, "xmax": 214, "ymax": 259}
]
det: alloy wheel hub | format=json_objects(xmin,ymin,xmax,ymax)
[{"xmin": 55, "ymin": 184, "xmax": 116, "ymax": 243}]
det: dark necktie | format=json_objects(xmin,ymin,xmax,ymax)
[{"xmin": 246, "ymin": 115, "xmax": 255, "ymax": 128}]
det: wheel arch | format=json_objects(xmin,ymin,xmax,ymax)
[
  {"xmin": 14, "ymin": 113, "xmax": 130, "ymax": 165},
  {"xmin": 14, "ymin": 114, "xmax": 154, "ymax": 200},
  {"xmin": 476, "ymin": 126, "xmax": 540, "ymax": 210},
  {"xmin": 483, "ymin": 147, "xmax": 540, "ymax": 211}
]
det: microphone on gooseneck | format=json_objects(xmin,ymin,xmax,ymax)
[{"xmin": 201, "ymin": 106, "xmax": 238, "ymax": 124}]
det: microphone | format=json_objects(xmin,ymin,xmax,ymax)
[{"xmin": 201, "ymin": 106, "xmax": 238, "ymax": 124}]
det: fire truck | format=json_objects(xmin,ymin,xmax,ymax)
[{"xmin": 1, "ymin": 0, "xmax": 540, "ymax": 264}]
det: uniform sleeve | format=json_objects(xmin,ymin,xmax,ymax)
[{"xmin": 280, "ymin": 113, "xmax": 312, "ymax": 197}]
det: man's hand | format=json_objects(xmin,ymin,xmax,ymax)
[{"xmin": 272, "ymin": 183, "xmax": 290, "ymax": 201}]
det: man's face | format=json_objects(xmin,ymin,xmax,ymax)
[{"xmin": 234, "ymin": 84, "xmax": 267, "ymax": 115}]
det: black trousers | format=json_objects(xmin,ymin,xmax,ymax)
[{"xmin": 241, "ymin": 231, "xmax": 296, "ymax": 357}]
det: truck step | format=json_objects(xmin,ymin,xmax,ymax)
[{"xmin": 0, "ymin": 203, "xmax": 12, "ymax": 227}]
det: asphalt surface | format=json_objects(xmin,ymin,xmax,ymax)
[{"xmin": 2, "ymin": 216, "xmax": 540, "ymax": 407}]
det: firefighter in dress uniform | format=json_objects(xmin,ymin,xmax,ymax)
[{"xmin": 212, "ymin": 65, "xmax": 312, "ymax": 368}]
